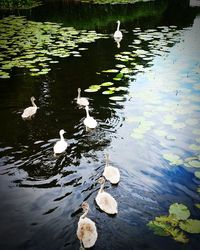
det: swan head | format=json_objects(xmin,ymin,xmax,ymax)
[
  {"xmin": 105, "ymin": 153, "xmax": 109, "ymax": 161},
  {"xmin": 31, "ymin": 96, "xmax": 36, "ymax": 102},
  {"xmin": 59, "ymin": 129, "xmax": 66, "ymax": 136},
  {"xmin": 97, "ymin": 177, "xmax": 105, "ymax": 185},
  {"xmin": 81, "ymin": 202, "xmax": 89, "ymax": 212},
  {"xmin": 117, "ymin": 20, "xmax": 120, "ymax": 24},
  {"xmin": 78, "ymin": 88, "xmax": 81, "ymax": 93}
]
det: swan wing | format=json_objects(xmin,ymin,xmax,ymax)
[
  {"xmin": 84, "ymin": 117, "xmax": 97, "ymax": 129},
  {"xmin": 53, "ymin": 140, "xmax": 68, "ymax": 154},
  {"xmin": 77, "ymin": 97, "xmax": 89, "ymax": 106},
  {"xmin": 77, "ymin": 218, "xmax": 98, "ymax": 248},
  {"xmin": 114, "ymin": 30, "xmax": 123, "ymax": 39},
  {"xmin": 103, "ymin": 165, "xmax": 120, "ymax": 184},
  {"xmin": 21, "ymin": 107, "xmax": 37, "ymax": 118},
  {"xmin": 95, "ymin": 192, "xmax": 118, "ymax": 214}
]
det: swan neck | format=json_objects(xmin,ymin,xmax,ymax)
[
  {"xmin": 60, "ymin": 133, "xmax": 65, "ymax": 141},
  {"xmin": 86, "ymin": 107, "xmax": 90, "ymax": 118},
  {"xmin": 80, "ymin": 208, "xmax": 88, "ymax": 219},
  {"xmin": 77, "ymin": 90, "xmax": 81, "ymax": 99},
  {"xmin": 105, "ymin": 155, "xmax": 109, "ymax": 167},
  {"xmin": 31, "ymin": 99, "xmax": 37, "ymax": 107},
  {"xmin": 117, "ymin": 22, "xmax": 120, "ymax": 31},
  {"xmin": 99, "ymin": 181, "xmax": 105, "ymax": 193}
]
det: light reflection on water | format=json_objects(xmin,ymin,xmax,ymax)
[{"xmin": 0, "ymin": 6, "xmax": 200, "ymax": 250}]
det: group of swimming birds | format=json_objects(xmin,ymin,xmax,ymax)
[{"xmin": 21, "ymin": 20, "xmax": 123, "ymax": 249}]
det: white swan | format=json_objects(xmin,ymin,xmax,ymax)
[
  {"xmin": 77, "ymin": 202, "xmax": 98, "ymax": 249},
  {"xmin": 77, "ymin": 88, "xmax": 89, "ymax": 106},
  {"xmin": 83, "ymin": 106, "xmax": 97, "ymax": 129},
  {"xmin": 53, "ymin": 129, "xmax": 68, "ymax": 155},
  {"xmin": 21, "ymin": 96, "xmax": 38, "ymax": 119},
  {"xmin": 103, "ymin": 153, "xmax": 120, "ymax": 184},
  {"xmin": 114, "ymin": 20, "xmax": 123, "ymax": 39},
  {"xmin": 95, "ymin": 177, "xmax": 118, "ymax": 215}
]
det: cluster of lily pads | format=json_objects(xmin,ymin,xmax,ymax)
[
  {"xmin": 0, "ymin": 0, "xmax": 41, "ymax": 10},
  {"xmin": 84, "ymin": 25, "xmax": 181, "ymax": 101},
  {"xmin": 81, "ymin": 0, "xmax": 152, "ymax": 4},
  {"xmin": 148, "ymin": 203, "xmax": 200, "ymax": 243},
  {"xmin": 0, "ymin": 16, "xmax": 108, "ymax": 78}
]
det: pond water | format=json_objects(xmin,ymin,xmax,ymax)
[{"xmin": 0, "ymin": 1, "xmax": 200, "ymax": 249}]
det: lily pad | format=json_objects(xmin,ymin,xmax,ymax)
[
  {"xmin": 179, "ymin": 219, "xmax": 200, "ymax": 233},
  {"xmin": 85, "ymin": 85, "xmax": 101, "ymax": 92},
  {"xmin": 163, "ymin": 153, "xmax": 183, "ymax": 166},
  {"xmin": 100, "ymin": 82, "xmax": 114, "ymax": 87},
  {"xmin": 102, "ymin": 69, "xmax": 119, "ymax": 73},
  {"xmin": 187, "ymin": 160, "xmax": 200, "ymax": 168},
  {"xmin": 169, "ymin": 203, "xmax": 190, "ymax": 220},
  {"xmin": 194, "ymin": 171, "xmax": 200, "ymax": 179},
  {"xmin": 102, "ymin": 90, "xmax": 114, "ymax": 95}
]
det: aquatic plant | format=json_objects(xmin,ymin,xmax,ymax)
[
  {"xmin": 0, "ymin": 0, "xmax": 41, "ymax": 9},
  {"xmin": 81, "ymin": 0, "xmax": 153, "ymax": 4},
  {"xmin": 148, "ymin": 203, "xmax": 200, "ymax": 243},
  {"xmin": 0, "ymin": 16, "xmax": 108, "ymax": 78}
]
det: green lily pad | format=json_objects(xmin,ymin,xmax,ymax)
[
  {"xmin": 189, "ymin": 144, "xmax": 200, "ymax": 151},
  {"xmin": 194, "ymin": 171, "xmax": 200, "ymax": 179},
  {"xmin": 179, "ymin": 219, "xmax": 200, "ymax": 234},
  {"xmin": 102, "ymin": 90, "xmax": 114, "ymax": 95},
  {"xmin": 100, "ymin": 82, "xmax": 114, "ymax": 87},
  {"xmin": 102, "ymin": 69, "xmax": 119, "ymax": 73},
  {"xmin": 188, "ymin": 160, "xmax": 200, "ymax": 168},
  {"xmin": 85, "ymin": 85, "xmax": 101, "ymax": 92},
  {"xmin": 195, "ymin": 204, "xmax": 200, "ymax": 209},
  {"xmin": 163, "ymin": 153, "xmax": 183, "ymax": 166},
  {"xmin": 109, "ymin": 96, "xmax": 125, "ymax": 101},
  {"xmin": 169, "ymin": 203, "xmax": 190, "ymax": 220}
]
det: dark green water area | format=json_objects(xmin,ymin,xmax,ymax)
[{"xmin": 0, "ymin": 0, "xmax": 200, "ymax": 249}]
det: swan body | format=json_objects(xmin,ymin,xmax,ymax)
[
  {"xmin": 53, "ymin": 129, "xmax": 68, "ymax": 155},
  {"xmin": 83, "ymin": 106, "xmax": 97, "ymax": 129},
  {"xmin": 114, "ymin": 20, "xmax": 123, "ymax": 39},
  {"xmin": 21, "ymin": 96, "xmax": 38, "ymax": 119},
  {"xmin": 103, "ymin": 154, "xmax": 120, "ymax": 184},
  {"xmin": 77, "ymin": 88, "xmax": 89, "ymax": 106},
  {"xmin": 77, "ymin": 202, "xmax": 98, "ymax": 248},
  {"xmin": 95, "ymin": 177, "xmax": 118, "ymax": 215}
]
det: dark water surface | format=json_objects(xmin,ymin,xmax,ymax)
[{"xmin": 0, "ymin": 1, "xmax": 200, "ymax": 250}]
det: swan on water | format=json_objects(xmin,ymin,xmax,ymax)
[
  {"xmin": 53, "ymin": 129, "xmax": 68, "ymax": 155},
  {"xmin": 103, "ymin": 153, "xmax": 120, "ymax": 184},
  {"xmin": 77, "ymin": 202, "xmax": 98, "ymax": 249},
  {"xmin": 83, "ymin": 105, "xmax": 97, "ymax": 129},
  {"xmin": 77, "ymin": 88, "xmax": 89, "ymax": 106},
  {"xmin": 95, "ymin": 177, "xmax": 118, "ymax": 215},
  {"xmin": 21, "ymin": 96, "xmax": 38, "ymax": 119},
  {"xmin": 114, "ymin": 20, "xmax": 123, "ymax": 39}
]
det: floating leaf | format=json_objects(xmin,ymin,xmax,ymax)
[
  {"xmin": 179, "ymin": 219, "xmax": 200, "ymax": 234},
  {"xmin": 189, "ymin": 144, "xmax": 200, "ymax": 151},
  {"xmin": 163, "ymin": 153, "xmax": 183, "ymax": 166},
  {"xmin": 187, "ymin": 160, "xmax": 200, "ymax": 168},
  {"xmin": 102, "ymin": 69, "xmax": 119, "ymax": 73},
  {"xmin": 102, "ymin": 90, "xmax": 114, "ymax": 95},
  {"xmin": 85, "ymin": 85, "xmax": 101, "ymax": 93},
  {"xmin": 194, "ymin": 171, "xmax": 200, "ymax": 179},
  {"xmin": 109, "ymin": 96, "xmax": 125, "ymax": 101},
  {"xmin": 195, "ymin": 204, "xmax": 200, "ymax": 209},
  {"xmin": 169, "ymin": 203, "xmax": 190, "ymax": 220},
  {"xmin": 100, "ymin": 82, "xmax": 114, "ymax": 87},
  {"xmin": 147, "ymin": 220, "xmax": 169, "ymax": 236}
]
